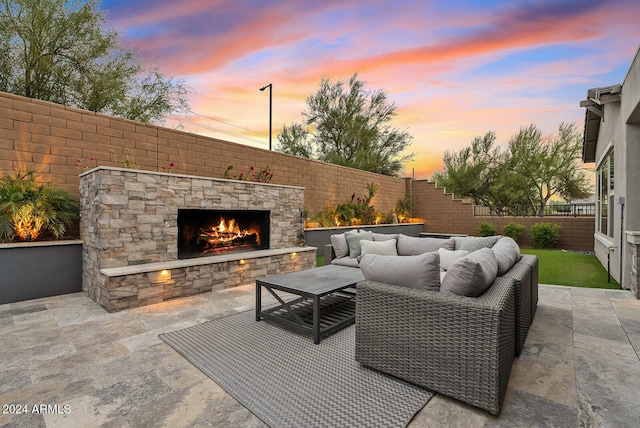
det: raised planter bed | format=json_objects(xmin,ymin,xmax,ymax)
[{"xmin": 0, "ymin": 240, "xmax": 83, "ymax": 305}]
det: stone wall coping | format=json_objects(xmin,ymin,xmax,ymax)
[
  {"xmin": 100, "ymin": 246, "xmax": 317, "ymax": 277},
  {"xmin": 626, "ymin": 231, "xmax": 640, "ymax": 244},
  {"xmin": 79, "ymin": 166, "xmax": 305, "ymax": 191},
  {"xmin": 0, "ymin": 239, "xmax": 83, "ymax": 250}
]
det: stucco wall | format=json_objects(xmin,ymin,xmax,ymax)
[{"xmin": 0, "ymin": 91, "xmax": 406, "ymax": 216}]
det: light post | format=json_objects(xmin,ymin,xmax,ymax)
[{"xmin": 259, "ymin": 83, "xmax": 272, "ymax": 150}]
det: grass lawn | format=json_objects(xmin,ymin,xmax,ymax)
[{"xmin": 521, "ymin": 248, "xmax": 620, "ymax": 289}]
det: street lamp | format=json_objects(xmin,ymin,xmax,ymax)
[{"xmin": 259, "ymin": 83, "xmax": 272, "ymax": 151}]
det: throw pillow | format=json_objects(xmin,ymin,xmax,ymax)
[
  {"xmin": 360, "ymin": 239, "xmax": 398, "ymax": 256},
  {"xmin": 330, "ymin": 231, "xmax": 356, "ymax": 259},
  {"xmin": 359, "ymin": 252, "xmax": 440, "ymax": 290},
  {"xmin": 345, "ymin": 230, "xmax": 374, "ymax": 258},
  {"xmin": 458, "ymin": 235, "xmax": 502, "ymax": 252},
  {"xmin": 438, "ymin": 248, "xmax": 469, "ymax": 271},
  {"xmin": 492, "ymin": 236, "xmax": 522, "ymax": 276},
  {"xmin": 440, "ymin": 247, "xmax": 498, "ymax": 297},
  {"xmin": 397, "ymin": 234, "xmax": 454, "ymax": 256}
]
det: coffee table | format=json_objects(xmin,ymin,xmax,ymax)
[{"xmin": 256, "ymin": 265, "xmax": 365, "ymax": 344}]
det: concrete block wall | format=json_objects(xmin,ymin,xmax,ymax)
[
  {"xmin": 0, "ymin": 91, "xmax": 406, "ymax": 215},
  {"xmin": 412, "ymin": 180, "xmax": 595, "ymax": 251}
]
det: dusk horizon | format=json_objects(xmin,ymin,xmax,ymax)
[{"xmin": 101, "ymin": 0, "xmax": 640, "ymax": 179}]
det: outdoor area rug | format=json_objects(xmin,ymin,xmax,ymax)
[{"xmin": 159, "ymin": 310, "xmax": 433, "ymax": 428}]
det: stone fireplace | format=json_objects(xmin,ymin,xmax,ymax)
[{"xmin": 80, "ymin": 167, "xmax": 316, "ymax": 311}]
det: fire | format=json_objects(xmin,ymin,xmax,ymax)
[{"xmin": 198, "ymin": 217, "xmax": 260, "ymax": 253}]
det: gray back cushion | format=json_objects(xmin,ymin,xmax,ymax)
[
  {"xmin": 372, "ymin": 232, "xmax": 399, "ymax": 241},
  {"xmin": 359, "ymin": 252, "xmax": 440, "ymax": 290},
  {"xmin": 457, "ymin": 235, "xmax": 502, "ymax": 252},
  {"xmin": 440, "ymin": 247, "xmax": 498, "ymax": 297},
  {"xmin": 397, "ymin": 234, "xmax": 454, "ymax": 256},
  {"xmin": 330, "ymin": 231, "xmax": 355, "ymax": 259},
  {"xmin": 345, "ymin": 230, "xmax": 374, "ymax": 258},
  {"xmin": 492, "ymin": 236, "xmax": 522, "ymax": 275}
]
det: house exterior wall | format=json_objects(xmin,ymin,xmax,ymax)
[
  {"xmin": 586, "ymin": 47, "xmax": 640, "ymax": 294},
  {"xmin": 592, "ymin": 101, "xmax": 625, "ymax": 286}
]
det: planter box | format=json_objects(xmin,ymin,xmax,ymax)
[
  {"xmin": 0, "ymin": 240, "xmax": 82, "ymax": 305},
  {"xmin": 304, "ymin": 223, "xmax": 425, "ymax": 256}
]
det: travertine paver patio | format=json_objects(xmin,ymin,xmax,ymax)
[{"xmin": 1, "ymin": 284, "xmax": 639, "ymax": 427}]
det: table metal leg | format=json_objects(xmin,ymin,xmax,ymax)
[
  {"xmin": 255, "ymin": 281, "xmax": 262, "ymax": 321},
  {"xmin": 313, "ymin": 295, "xmax": 320, "ymax": 344}
]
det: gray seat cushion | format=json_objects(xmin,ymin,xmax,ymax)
[{"xmin": 331, "ymin": 257, "xmax": 360, "ymax": 268}]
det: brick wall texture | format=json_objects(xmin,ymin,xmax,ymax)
[
  {"xmin": 0, "ymin": 91, "xmax": 595, "ymax": 251},
  {"xmin": 0, "ymin": 91, "xmax": 405, "ymax": 215},
  {"xmin": 411, "ymin": 180, "xmax": 595, "ymax": 251}
]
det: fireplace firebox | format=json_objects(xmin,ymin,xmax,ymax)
[{"xmin": 178, "ymin": 209, "xmax": 270, "ymax": 259}]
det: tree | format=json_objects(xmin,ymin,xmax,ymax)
[
  {"xmin": 508, "ymin": 123, "xmax": 592, "ymax": 215},
  {"xmin": 433, "ymin": 123, "xmax": 592, "ymax": 215},
  {"xmin": 0, "ymin": 0, "xmax": 189, "ymax": 123},
  {"xmin": 277, "ymin": 73, "xmax": 414, "ymax": 176}
]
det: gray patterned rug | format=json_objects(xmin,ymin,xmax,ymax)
[{"xmin": 159, "ymin": 310, "xmax": 433, "ymax": 428}]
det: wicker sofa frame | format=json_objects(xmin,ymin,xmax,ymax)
[
  {"xmin": 325, "ymin": 236, "xmax": 538, "ymax": 414},
  {"xmin": 355, "ymin": 276, "xmax": 516, "ymax": 415}
]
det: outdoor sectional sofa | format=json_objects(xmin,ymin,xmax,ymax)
[{"xmin": 324, "ymin": 231, "xmax": 538, "ymax": 415}]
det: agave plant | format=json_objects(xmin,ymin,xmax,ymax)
[{"xmin": 0, "ymin": 170, "xmax": 79, "ymax": 242}]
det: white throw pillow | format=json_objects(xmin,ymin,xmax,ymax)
[
  {"xmin": 438, "ymin": 248, "xmax": 469, "ymax": 271},
  {"xmin": 359, "ymin": 252, "xmax": 440, "ymax": 290},
  {"xmin": 440, "ymin": 248, "xmax": 498, "ymax": 297},
  {"xmin": 360, "ymin": 239, "xmax": 398, "ymax": 256}
]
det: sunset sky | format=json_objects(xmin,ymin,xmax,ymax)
[{"xmin": 100, "ymin": 0, "xmax": 640, "ymax": 178}]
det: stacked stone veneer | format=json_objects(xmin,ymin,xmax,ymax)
[{"xmin": 80, "ymin": 167, "xmax": 315, "ymax": 311}]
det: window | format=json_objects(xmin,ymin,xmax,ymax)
[{"xmin": 596, "ymin": 151, "xmax": 614, "ymax": 237}]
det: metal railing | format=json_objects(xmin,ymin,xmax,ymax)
[{"xmin": 473, "ymin": 203, "xmax": 596, "ymax": 217}]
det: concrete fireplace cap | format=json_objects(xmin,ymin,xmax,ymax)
[
  {"xmin": 100, "ymin": 246, "xmax": 317, "ymax": 277},
  {"xmin": 79, "ymin": 166, "xmax": 305, "ymax": 190}
]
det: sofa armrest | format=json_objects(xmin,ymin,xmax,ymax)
[
  {"xmin": 324, "ymin": 244, "xmax": 337, "ymax": 263},
  {"xmin": 518, "ymin": 254, "xmax": 539, "ymax": 317},
  {"xmin": 355, "ymin": 277, "xmax": 516, "ymax": 415}
]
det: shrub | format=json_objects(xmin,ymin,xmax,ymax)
[
  {"xmin": 0, "ymin": 170, "xmax": 79, "ymax": 242},
  {"xmin": 395, "ymin": 194, "xmax": 416, "ymax": 223},
  {"xmin": 477, "ymin": 221, "xmax": 497, "ymax": 237},
  {"xmin": 531, "ymin": 222, "xmax": 561, "ymax": 249},
  {"xmin": 503, "ymin": 221, "xmax": 525, "ymax": 243}
]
